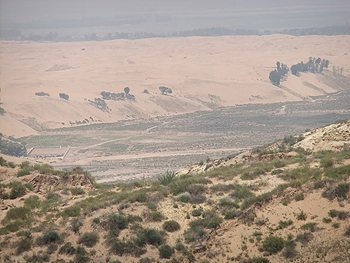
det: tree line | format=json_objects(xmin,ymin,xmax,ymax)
[{"xmin": 269, "ymin": 57, "xmax": 330, "ymax": 86}]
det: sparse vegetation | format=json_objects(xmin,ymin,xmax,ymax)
[
  {"xmin": 262, "ymin": 235, "xmax": 285, "ymax": 254},
  {"xmin": 163, "ymin": 220, "xmax": 181, "ymax": 232}
]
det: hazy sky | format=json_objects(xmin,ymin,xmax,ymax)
[{"xmin": 1, "ymin": 0, "xmax": 349, "ymax": 35}]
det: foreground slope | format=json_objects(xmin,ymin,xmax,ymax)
[
  {"xmin": 0, "ymin": 121, "xmax": 349, "ymax": 263},
  {"xmin": 1, "ymin": 35, "xmax": 350, "ymax": 137}
]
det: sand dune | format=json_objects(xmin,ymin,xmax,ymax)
[{"xmin": 0, "ymin": 35, "xmax": 349, "ymax": 137}]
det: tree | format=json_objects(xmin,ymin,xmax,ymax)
[
  {"xmin": 124, "ymin": 87, "xmax": 130, "ymax": 95},
  {"xmin": 159, "ymin": 86, "xmax": 173, "ymax": 95},
  {"xmin": 269, "ymin": 70, "xmax": 281, "ymax": 86},
  {"xmin": 59, "ymin": 93, "xmax": 69, "ymax": 101}
]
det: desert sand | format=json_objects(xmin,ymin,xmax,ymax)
[{"xmin": 1, "ymin": 35, "xmax": 350, "ymax": 137}]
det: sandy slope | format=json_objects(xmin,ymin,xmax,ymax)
[{"xmin": 0, "ymin": 35, "xmax": 350, "ymax": 137}]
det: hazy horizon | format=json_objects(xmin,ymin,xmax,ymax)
[{"xmin": 1, "ymin": 0, "xmax": 350, "ymax": 39}]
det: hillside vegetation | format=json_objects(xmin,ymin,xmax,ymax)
[{"xmin": 0, "ymin": 121, "xmax": 349, "ymax": 262}]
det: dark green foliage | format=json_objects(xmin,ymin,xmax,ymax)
[
  {"xmin": 241, "ymin": 184, "xmax": 289, "ymax": 209},
  {"xmin": 218, "ymin": 197, "xmax": 239, "ymax": 208},
  {"xmin": 230, "ymin": 184, "xmax": 255, "ymax": 201},
  {"xmin": 325, "ymin": 165, "xmax": 350, "ymax": 179},
  {"xmin": 282, "ymin": 237, "xmax": 298, "ymax": 259},
  {"xmin": 190, "ymin": 211, "xmax": 222, "ymax": 230},
  {"xmin": 59, "ymin": 92, "xmax": 69, "ymax": 100},
  {"xmin": 296, "ymin": 210, "xmax": 307, "ymax": 221},
  {"xmin": 37, "ymin": 230, "xmax": 61, "ymax": 246},
  {"xmin": 262, "ymin": 235, "xmax": 285, "ymax": 254},
  {"xmin": 159, "ymin": 86, "xmax": 173, "ymax": 95},
  {"xmin": 296, "ymin": 232, "xmax": 313, "ymax": 245},
  {"xmin": 74, "ymin": 246, "xmax": 90, "ymax": 263},
  {"xmin": 136, "ymin": 228, "xmax": 165, "ymax": 246},
  {"xmin": 78, "ymin": 232, "xmax": 99, "ymax": 247},
  {"xmin": 277, "ymin": 220, "xmax": 293, "ymax": 230},
  {"xmin": 163, "ymin": 220, "xmax": 181, "ymax": 232},
  {"xmin": 62, "ymin": 206, "xmax": 81, "ymax": 217},
  {"xmin": 328, "ymin": 209, "xmax": 349, "ymax": 220},
  {"xmin": 301, "ymin": 222, "xmax": 318, "ymax": 232},
  {"xmin": 59, "ymin": 242, "xmax": 76, "ymax": 255},
  {"xmin": 146, "ymin": 210, "xmax": 164, "ymax": 222},
  {"xmin": 16, "ymin": 236, "xmax": 32, "ymax": 255},
  {"xmin": 71, "ymin": 219, "xmax": 83, "ymax": 233},
  {"xmin": 0, "ymin": 137, "xmax": 26, "ymax": 156},
  {"xmin": 108, "ymin": 213, "xmax": 128, "ymax": 230},
  {"xmin": 17, "ymin": 167, "xmax": 32, "ymax": 177},
  {"xmin": 223, "ymin": 209, "xmax": 239, "ymax": 220},
  {"xmin": 4, "ymin": 207, "xmax": 31, "ymax": 221},
  {"xmin": 191, "ymin": 208, "xmax": 203, "ymax": 217},
  {"xmin": 294, "ymin": 192, "xmax": 304, "ymax": 201},
  {"xmin": 323, "ymin": 183, "xmax": 350, "ymax": 200},
  {"xmin": 158, "ymin": 170, "xmax": 176, "ymax": 185},
  {"xmin": 9, "ymin": 182, "xmax": 26, "ymax": 199},
  {"xmin": 169, "ymin": 175, "xmax": 209, "ymax": 195},
  {"xmin": 159, "ymin": 244, "xmax": 174, "ymax": 259}
]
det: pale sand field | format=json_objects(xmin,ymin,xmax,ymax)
[{"xmin": 0, "ymin": 35, "xmax": 350, "ymax": 137}]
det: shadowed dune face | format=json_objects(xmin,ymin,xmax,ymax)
[{"xmin": 0, "ymin": 35, "xmax": 350, "ymax": 136}]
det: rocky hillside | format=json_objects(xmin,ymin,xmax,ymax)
[{"xmin": 0, "ymin": 121, "xmax": 349, "ymax": 263}]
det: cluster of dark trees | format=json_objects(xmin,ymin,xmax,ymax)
[
  {"xmin": 269, "ymin": 57, "xmax": 331, "ymax": 86},
  {"xmin": 159, "ymin": 86, "xmax": 173, "ymax": 95},
  {"xmin": 0, "ymin": 137, "xmax": 26, "ymax": 157},
  {"xmin": 35, "ymin": 92, "xmax": 50, "ymax": 97},
  {"xmin": 291, "ymin": 57, "xmax": 329, "ymax": 76},
  {"xmin": 269, "ymin": 62, "xmax": 289, "ymax": 86},
  {"xmin": 59, "ymin": 93, "xmax": 69, "ymax": 100},
  {"xmin": 100, "ymin": 87, "xmax": 135, "ymax": 101}
]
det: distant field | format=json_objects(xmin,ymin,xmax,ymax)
[{"xmin": 20, "ymin": 88, "xmax": 350, "ymax": 182}]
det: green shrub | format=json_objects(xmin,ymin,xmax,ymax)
[
  {"xmin": 74, "ymin": 246, "xmax": 90, "ymax": 263},
  {"xmin": 62, "ymin": 206, "xmax": 81, "ymax": 217},
  {"xmin": 277, "ymin": 220, "xmax": 293, "ymax": 230},
  {"xmin": 159, "ymin": 244, "xmax": 174, "ymax": 259},
  {"xmin": 4, "ymin": 207, "xmax": 31, "ymax": 221},
  {"xmin": 37, "ymin": 230, "xmax": 61, "ymax": 246},
  {"xmin": 17, "ymin": 167, "xmax": 32, "ymax": 177},
  {"xmin": 301, "ymin": 222, "xmax": 318, "ymax": 232},
  {"xmin": 262, "ymin": 235, "xmax": 285, "ymax": 254},
  {"xmin": 296, "ymin": 232, "xmax": 313, "ymax": 245},
  {"xmin": 178, "ymin": 192, "xmax": 191, "ymax": 203},
  {"xmin": 294, "ymin": 193, "xmax": 304, "ymax": 201},
  {"xmin": 59, "ymin": 242, "xmax": 76, "ymax": 255},
  {"xmin": 16, "ymin": 236, "xmax": 32, "ymax": 254},
  {"xmin": 24, "ymin": 195, "xmax": 41, "ymax": 209},
  {"xmin": 78, "ymin": 232, "xmax": 99, "ymax": 247},
  {"xmin": 136, "ymin": 228, "xmax": 165, "ymax": 246},
  {"xmin": 218, "ymin": 197, "xmax": 239, "ymax": 208},
  {"xmin": 9, "ymin": 182, "xmax": 26, "ymax": 199},
  {"xmin": 328, "ymin": 209, "xmax": 349, "ymax": 220},
  {"xmin": 71, "ymin": 219, "xmax": 83, "ymax": 233},
  {"xmin": 146, "ymin": 210, "xmax": 164, "ymax": 222},
  {"xmin": 33, "ymin": 163, "xmax": 54, "ymax": 174},
  {"xmin": 108, "ymin": 213, "xmax": 128, "ymax": 230},
  {"xmin": 190, "ymin": 212, "xmax": 222, "ymax": 230},
  {"xmin": 25, "ymin": 252, "xmax": 50, "ymax": 263},
  {"xmin": 158, "ymin": 170, "xmax": 176, "ymax": 185},
  {"xmin": 71, "ymin": 187, "xmax": 85, "ymax": 195},
  {"xmin": 191, "ymin": 208, "xmax": 203, "ymax": 217},
  {"xmin": 223, "ymin": 209, "xmax": 239, "ymax": 220},
  {"xmin": 163, "ymin": 220, "xmax": 181, "ymax": 232},
  {"xmin": 296, "ymin": 210, "xmax": 307, "ymax": 221},
  {"xmin": 230, "ymin": 184, "xmax": 255, "ymax": 201}
]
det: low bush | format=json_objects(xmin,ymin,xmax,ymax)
[
  {"xmin": 191, "ymin": 208, "xmax": 203, "ymax": 217},
  {"xmin": 328, "ymin": 209, "xmax": 349, "ymax": 220},
  {"xmin": 262, "ymin": 235, "xmax": 285, "ymax": 254},
  {"xmin": 37, "ymin": 230, "xmax": 61, "ymax": 246},
  {"xmin": 136, "ymin": 228, "xmax": 165, "ymax": 246},
  {"xmin": 159, "ymin": 244, "xmax": 174, "ymax": 259},
  {"xmin": 74, "ymin": 246, "xmax": 90, "ymax": 263},
  {"xmin": 24, "ymin": 195, "xmax": 41, "ymax": 209},
  {"xmin": 230, "ymin": 184, "xmax": 255, "ymax": 201},
  {"xmin": 62, "ymin": 206, "xmax": 81, "ymax": 217},
  {"xmin": 146, "ymin": 210, "xmax": 164, "ymax": 222},
  {"xmin": 301, "ymin": 222, "xmax": 318, "ymax": 232},
  {"xmin": 78, "ymin": 232, "xmax": 99, "ymax": 247},
  {"xmin": 9, "ymin": 182, "xmax": 26, "ymax": 199},
  {"xmin": 247, "ymin": 257, "xmax": 270, "ymax": 263},
  {"xmin": 16, "ymin": 236, "xmax": 32, "ymax": 254},
  {"xmin": 296, "ymin": 210, "xmax": 307, "ymax": 221},
  {"xmin": 108, "ymin": 213, "xmax": 128, "ymax": 230},
  {"xmin": 296, "ymin": 231, "xmax": 313, "ymax": 245},
  {"xmin": 59, "ymin": 242, "xmax": 76, "ymax": 255},
  {"xmin": 163, "ymin": 220, "xmax": 181, "ymax": 232},
  {"xmin": 4, "ymin": 207, "xmax": 31, "ymax": 221}
]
